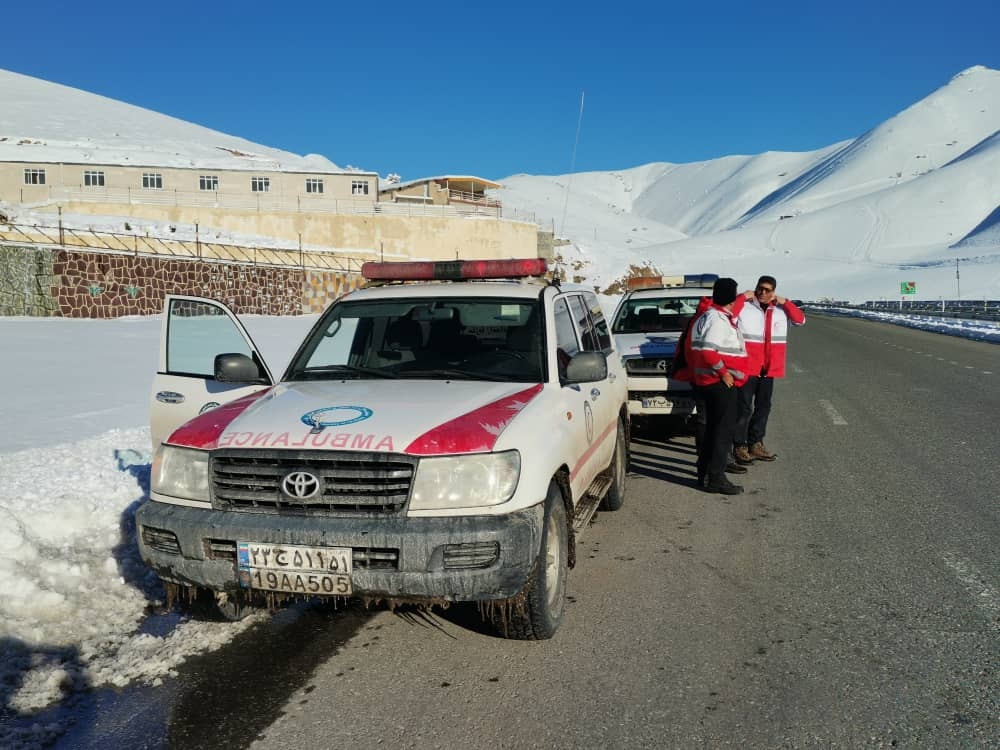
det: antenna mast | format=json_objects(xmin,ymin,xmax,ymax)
[{"xmin": 559, "ymin": 90, "xmax": 585, "ymax": 237}]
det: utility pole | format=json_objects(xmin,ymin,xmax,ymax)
[{"xmin": 560, "ymin": 90, "xmax": 585, "ymax": 238}]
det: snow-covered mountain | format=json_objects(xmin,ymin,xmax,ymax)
[
  {"xmin": 0, "ymin": 68, "xmax": 339, "ymax": 172},
  {"xmin": 498, "ymin": 66, "xmax": 1000, "ymax": 302},
  {"xmin": 2, "ymin": 65, "xmax": 998, "ymax": 302}
]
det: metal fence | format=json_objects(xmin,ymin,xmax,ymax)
[
  {"xmin": 0, "ymin": 221, "xmax": 369, "ymax": 274},
  {"xmin": 808, "ymin": 300, "xmax": 1000, "ymax": 323},
  {"xmin": 35, "ymin": 186, "xmax": 509, "ymax": 219}
]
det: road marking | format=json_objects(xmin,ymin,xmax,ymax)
[
  {"xmin": 949, "ymin": 361, "xmax": 959, "ymax": 365},
  {"xmin": 941, "ymin": 552, "xmax": 1000, "ymax": 633},
  {"xmin": 818, "ymin": 399, "xmax": 847, "ymax": 425},
  {"xmin": 790, "ymin": 363, "xmax": 805, "ymax": 374}
]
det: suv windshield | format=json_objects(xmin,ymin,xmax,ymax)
[
  {"xmin": 286, "ymin": 297, "xmax": 545, "ymax": 383},
  {"xmin": 612, "ymin": 295, "xmax": 703, "ymax": 334}
]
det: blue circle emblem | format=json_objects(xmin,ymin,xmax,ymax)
[{"xmin": 301, "ymin": 405, "xmax": 374, "ymax": 429}]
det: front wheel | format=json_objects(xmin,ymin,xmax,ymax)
[
  {"xmin": 600, "ymin": 417, "xmax": 627, "ymax": 511},
  {"xmin": 490, "ymin": 481, "xmax": 568, "ymax": 640}
]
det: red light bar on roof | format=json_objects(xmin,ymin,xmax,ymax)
[{"xmin": 362, "ymin": 258, "xmax": 548, "ymax": 281}]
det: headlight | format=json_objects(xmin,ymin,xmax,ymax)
[
  {"xmin": 409, "ymin": 451, "xmax": 520, "ymax": 511},
  {"xmin": 151, "ymin": 445, "xmax": 210, "ymax": 503}
]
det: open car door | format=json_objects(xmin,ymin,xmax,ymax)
[{"xmin": 150, "ymin": 295, "xmax": 275, "ymax": 448}]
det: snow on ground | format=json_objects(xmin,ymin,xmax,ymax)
[
  {"xmin": 0, "ymin": 313, "xmax": 314, "ymax": 749},
  {"xmin": 2, "ymin": 305, "xmax": 998, "ymax": 747}
]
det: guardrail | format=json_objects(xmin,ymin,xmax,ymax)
[
  {"xmin": 807, "ymin": 301, "xmax": 1000, "ymax": 323},
  {"xmin": 0, "ymin": 221, "xmax": 369, "ymax": 274}
]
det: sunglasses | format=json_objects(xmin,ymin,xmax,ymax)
[{"xmin": 756, "ymin": 286, "xmax": 774, "ymax": 293}]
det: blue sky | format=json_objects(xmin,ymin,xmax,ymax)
[{"xmin": 3, "ymin": 0, "xmax": 998, "ymax": 182}]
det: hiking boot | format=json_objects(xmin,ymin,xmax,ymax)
[
  {"xmin": 725, "ymin": 462, "xmax": 747, "ymax": 474},
  {"xmin": 750, "ymin": 441, "xmax": 776, "ymax": 461},
  {"xmin": 705, "ymin": 477, "xmax": 744, "ymax": 495},
  {"xmin": 733, "ymin": 445, "xmax": 754, "ymax": 465}
]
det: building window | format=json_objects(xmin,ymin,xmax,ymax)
[
  {"xmin": 352, "ymin": 180, "xmax": 369, "ymax": 196},
  {"xmin": 305, "ymin": 178, "xmax": 324, "ymax": 194},
  {"xmin": 24, "ymin": 168, "xmax": 46, "ymax": 185},
  {"xmin": 142, "ymin": 172, "xmax": 163, "ymax": 189},
  {"xmin": 251, "ymin": 176, "xmax": 270, "ymax": 192},
  {"xmin": 199, "ymin": 175, "xmax": 219, "ymax": 191},
  {"xmin": 83, "ymin": 170, "xmax": 105, "ymax": 187}
]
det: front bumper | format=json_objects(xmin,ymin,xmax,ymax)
[
  {"xmin": 626, "ymin": 375, "xmax": 697, "ymax": 416},
  {"xmin": 136, "ymin": 500, "xmax": 544, "ymax": 603}
]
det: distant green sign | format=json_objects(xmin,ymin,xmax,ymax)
[{"xmin": 900, "ymin": 281, "xmax": 916, "ymax": 295}]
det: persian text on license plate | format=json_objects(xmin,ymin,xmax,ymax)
[
  {"xmin": 641, "ymin": 397, "xmax": 695, "ymax": 410},
  {"xmin": 237, "ymin": 542, "xmax": 352, "ymax": 596}
]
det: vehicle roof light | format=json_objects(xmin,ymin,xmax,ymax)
[
  {"xmin": 362, "ymin": 258, "xmax": 548, "ymax": 281},
  {"xmin": 626, "ymin": 275, "xmax": 683, "ymax": 291},
  {"xmin": 684, "ymin": 273, "xmax": 719, "ymax": 288},
  {"xmin": 626, "ymin": 273, "xmax": 719, "ymax": 291}
]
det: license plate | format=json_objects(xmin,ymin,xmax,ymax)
[
  {"xmin": 237, "ymin": 542, "xmax": 353, "ymax": 596},
  {"xmin": 641, "ymin": 396, "xmax": 695, "ymax": 411}
]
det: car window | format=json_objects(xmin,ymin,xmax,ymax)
[
  {"xmin": 612, "ymin": 294, "xmax": 703, "ymax": 334},
  {"xmin": 166, "ymin": 298, "xmax": 254, "ymax": 376},
  {"xmin": 583, "ymin": 292, "xmax": 613, "ymax": 351},
  {"xmin": 569, "ymin": 295, "xmax": 600, "ymax": 352},
  {"xmin": 553, "ymin": 298, "xmax": 580, "ymax": 380},
  {"xmin": 287, "ymin": 297, "xmax": 544, "ymax": 383}
]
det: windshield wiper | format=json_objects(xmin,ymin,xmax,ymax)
[
  {"xmin": 396, "ymin": 368, "xmax": 488, "ymax": 380},
  {"xmin": 294, "ymin": 365, "xmax": 398, "ymax": 380}
]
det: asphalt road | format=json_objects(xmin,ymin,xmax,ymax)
[{"xmin": 61, "ymin": 313, "xmax": 1000, "ymax": 749}]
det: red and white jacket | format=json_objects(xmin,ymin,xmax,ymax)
[
  {"xmin": 689, "ymin": 303, "xmax": 749, "ymax": 387},
  {"xmin": 737, "ymin": 298, "xmax": 805, "ymax": 378}
]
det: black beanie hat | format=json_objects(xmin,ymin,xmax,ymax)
[{"xmin": 712, "ymin": 277, "xmax": 739, "ymax": 305}]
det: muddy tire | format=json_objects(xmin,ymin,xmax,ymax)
[
  {"xmin": 492, "ymin": 481, "xmax": 568, "ymax": 640},
  {"xmin": 600, "ymin": 417, "xmax": 627, "ymax": 511}
]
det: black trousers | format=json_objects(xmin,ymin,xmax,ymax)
[
  {"xmin": 734, "ymin": 375, "xmax": 774, "ymax": 446},
  {"xmin": 694, "ymin": 381, "xmax": 738, "ymax": 482}
]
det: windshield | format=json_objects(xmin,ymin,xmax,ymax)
[
  {"xmin": 612, "ymin": 295, "xmax": 704, "ymax": 334},
  {"xmin": 286, "ymin": 297, "xmax": 545, "ymax": 383}
]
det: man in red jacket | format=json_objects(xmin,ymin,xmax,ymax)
[
  {"xmin": 689, "ymin": 277, "xmax": 749, "ymax": 495},
  {"xmin": 733, "ymin": 275, "xmax": 806, "ymax": 463}
]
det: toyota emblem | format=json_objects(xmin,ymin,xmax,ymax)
[{"xmin": 282, "ymin": 471, "xmax": 321, "ymax": 500}]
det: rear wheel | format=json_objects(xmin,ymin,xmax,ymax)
[
  {"xmin": 600, "ymin": 417, "xmax": 627, "ymax": 511},
  {"xmin": 491, "ymin": 481, "xmax": 568, "ymax": 640}
]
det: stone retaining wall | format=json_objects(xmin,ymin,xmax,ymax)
[
  {"xmin": 0, "ymin": 244, "xmax": 56, "ymax": 316},
  {"xmin": 0, "ymin": 245, "xmax": 361, "ymax": 317}
]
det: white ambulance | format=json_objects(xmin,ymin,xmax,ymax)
[
  {"xmin": 610, "ymin": 273, "xmax": 718, "ymax": 422},
  {"xmin": 137, "ymin": 258, "xmax": 628, "ymax": 640}
]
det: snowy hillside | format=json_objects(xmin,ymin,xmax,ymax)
[
  {"xmin": 0, "ymin": 69, "xmax": 339, "ymax": 173},
  {"xmin": 2, "ymin": 65, "xmax": 998, "ymax": 302},
  {"xmin": 498, "ymin": 66, "xmax": 1000, "ymax": 302}
]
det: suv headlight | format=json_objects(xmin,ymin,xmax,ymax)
[
  {"xmin": 409, "ymin": 451, "xmax": 520, "ymax": 511},
  {"xmin": 151, "ymin": 445, "xmax": 210, "ymax": 503}
]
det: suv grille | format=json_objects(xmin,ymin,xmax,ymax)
[
  {"xmin": 626, "ymin": 358, "xmax": 674, "ymax": 376},
  {"xmin": 211, "ymin": 449, "xmax": 417, "ymax": 515}
]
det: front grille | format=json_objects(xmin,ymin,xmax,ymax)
[
  {"xmin": 626, "ymin": 358, "xmax": 674, "ymax": 376},
  {"xmin": 211, "ymin": 449, "xmax": 417, "ymax": 515}
]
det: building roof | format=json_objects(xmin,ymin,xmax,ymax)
[{"xmin": 381, "ymin": 175, "xmax": 502, "ymax": 192}]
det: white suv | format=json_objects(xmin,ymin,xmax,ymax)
[
  {"xmin": 137, "ymin": 258, "xmax": 628, "ymax": 639},
  {"xmin": 611, "ymin": 274, "xmax": 718, "ymax": 422}
]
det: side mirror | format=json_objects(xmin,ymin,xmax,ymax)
[
  {"xmin": 564, "ymin": 350, "xmax": 608, "ymax": 384},
  {"xmin": 215, "ymin": 353, "xmax": 268, "ymax": 384}
]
